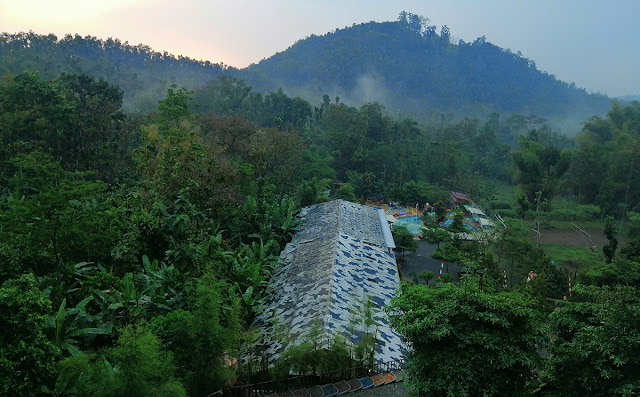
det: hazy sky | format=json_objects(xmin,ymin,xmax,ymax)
[{"xmin": 1, "ymin": 0, "xmax": 638, "ymax": 97}]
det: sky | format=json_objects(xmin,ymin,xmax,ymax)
[{"xmin": 1, "ymin": 0, "xmax": 639, "ymax": 97}]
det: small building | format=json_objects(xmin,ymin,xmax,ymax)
[
  {"xmin": 463, "ymin": 204, "xmax": 496, "ymax": 232},
  {"xmin": 249, "ymin": 200, "xmax": 405, "ymax": 365},
  {"xmin": 450, "ymin": 191, "xmax": 472, "ymax": 207}
]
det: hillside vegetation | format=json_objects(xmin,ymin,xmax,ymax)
[
  {"xmin": 240, "ymin": 14, "xmax": 609, "ymax": 119},
  {"xmin": 1, "ymin": 11, "xmax": 640, "ymax": 396},
  {"xmin": 1, "ymin": 12, "xmax": 609, "ymax": 121}
]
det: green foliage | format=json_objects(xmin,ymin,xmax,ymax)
[
  {"xmin": 388, "ymin": 283, "xmax": 545, "ymax": 396},
  {"xmin": 545, "ymin": 285, "xmax": 640, "ymax": 396},
  {"xmin": 433, "ymin": 201, "xmax": 448, "ymax": 223},
  {"xmin": 512, "ymin": 136, "xmax": 570, "ymax": 204},
  {"xmin": 45, "ymin": 297, "xmax": 110, "ymax": 356},
  {"xmin": 395, "ymin": 180, "xmax": 448, "ymax": 205},
  {"xmin": 57, "ymin": 326, "xmax": 186, "ymax": 397},
  {"xmin": 335, "ymin": 183, "xmax": 357, "ymax": 202},
  {"xmin": 431, "ymin": 242, "xmax": 461, "ymax": 263},
  {"xmin": 494, "ymin": 224, "xmax": 568, "ymax": 296},
  {"xmin": 158, "ymin": 85, "xmax": 193, "ymax": 129},
  {"xmin": 580, "ymin": 258, "xmax": 640, "ymax": 288},
  {"xmin": 296, "ymin": 177, "xmax": 332, "ymax": 207},
  {"xmin": 603, "ymin": 216, "xmax": 618, "ymax": 263},
  {"xmin": 448, "ymin": 209, "xmax": 467, "ymax": 233},
  {"xmin": 149, "ymin": 277, "xmax": 240, "ymax": 395},
  {"xmin": 277, "ymin": 321, "xmax": 354, "ymax": 376},
  {"xmin": 392, "ymin": 224, "xmax": 418, "ymax": 258},
  {"xmin": 0, "ymin": 274, "xmax": 56, "ymax": 396},
  {"xmin": 0, "ymin": 32, "xmax": 231, "ymax": 113},
  {"xmin": 567, "ymin": 102, "xmax": 640, "ymax": 215},
  {"xmin": 459, "ymin": 250, "xmax": 501, "ymax": 293},
  {"xmin": 0, "ymin": 152, "xmax": 116, "ymax": 276},
  {"xmin": 0, "ymin": 71, "xmax": 133, "ymax": 182},
  {"xmin": 248, "ymin": 128, "xmax": 304, "ymax": 191},
  {"xmin": 410, "ymin": 270, "xmax": 435, "ymax": 285},
  {"xmin": 2, "ymin": 24, "xmax": 638, "ymax": 396},
  {"xmin": 421, "ymin": 227, "xmax": 451, "ymax": 247},
  {"xmin": 240, "ymin": 20, "xmax": 608, "ymax": 119}
]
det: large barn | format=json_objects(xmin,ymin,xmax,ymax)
[{"xmin": 250, "ymin": 200, "xmax": 405, "ymax": 365}]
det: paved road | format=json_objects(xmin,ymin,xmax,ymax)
[{"xmin": 398, "ymin": 241, "xmax": 461, "ymax": 283}]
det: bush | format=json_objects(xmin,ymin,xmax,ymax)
[
  {"xmin": 489, "ymin": 200, "xmax": 512, "ymax": 210},
  {"xmin": 495, "ymin": 209, "xmax": 519, "ymax": 218}
]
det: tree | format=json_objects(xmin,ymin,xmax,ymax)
[
  {"xmin": 580, "ymin": 258, "xmax": 640, "ymax": 288},
  {"xmin": 55, "ymin": 73, "xmax": 129, "ymax": 180},
  {"xmin": 136, "ymin": 88, "xmax": 247, "ymax": 213},
  {"xmin": 335, "ymin": 184, "xmax": 357, "ymax": 202},
  {"xmin": 1, "ymin": 152, "xmax": 115, "ymax": 276},
  {"xmin": 433, "ymin": 201, "xmax": 448, "ymax": 223},
  {"xmin": 192, "ymin": 75, "xmax": 252, "ymax": 116},
  {"xmin": 511, "ymin": 136, "xmax": 570, "ymax": 204},
  {"xmin": 57, "ymin": 325, "xmax": 186, "ymax": 397},
  {"xmin": 0, "ymin": 71, "xmax": 70, "ymax": 166},
  {"xmin": 421, "ymin": 227, "xmax": 451, "ymax": 248},
  {"xmin": 388, "ymin": 284, "xmax": 545, "ymax": 396},
  {"xmin": 157, "ymin": 85, "xmax": 192, "ymax": 130},
  {"xmin": 0, "ymin": 274, "xmax": 56, "ymax": 396},
  {"xmin": 602, "ymin": 216, "xmax": 618, "ymax": 263},
  {"xmin": 448, "ymin": 209, "xmax": 467, "ymax": 233},
  {"xmin": 392, "ymin": 224, "xmax": 418, "ymax": 259},
  {"xmin": 545, "ymin": 285, "xmax": 640, "ymax": 396},
  {"xmin": 412, "ymin": 270, "xmax": 434, "ymax": 285},
  {"xmin": 248, "ymin": 127, "xmax": 304, "ymax": 192},
  {"xmin": 431, "ymin": 242, "xmax": 460, "ymax": 264},
  {"xmin": 149, "ymin": 277, "xmax": 240, "ymax": 395}
]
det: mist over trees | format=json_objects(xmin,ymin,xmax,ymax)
[
  {"xmin": 1, "ymin": 13, "xmax": 609, "ymax": 122},
  {"xmin": 0, "ymin": 32, "xmax": 234, "ymax": 112},
  {"xmin": 1, "ymin": 11, "xmax": 640, "ymax": 396},
  {"xmin": 240, "ymin": 13, "xmax": 609, "ymax": 121}
]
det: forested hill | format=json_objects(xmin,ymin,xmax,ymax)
[
  {"xmin": 239, "ymin": 17, "xmax": 609, "ymax": 119},
  {"xmin": 1, "ymin": 15, "xmax": 610, "ymax": 120},
  {"xmin": 0, "ymin": 32, "xmax": 236, "ymax": 112}
]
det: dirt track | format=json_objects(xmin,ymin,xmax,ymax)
[{"xmin": 529, "ymin": 228, "xmax": 607, "ymax": 247}]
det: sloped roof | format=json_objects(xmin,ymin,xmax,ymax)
[
  {"xmin": 251, "ymin": 200, "xmax": 405, "ymax": 364},
  {"xmin": 478, "ymin": 217, "xmax": 495, "ymax": 227},
  {"xmin": 463, "ymin": 205, "xmax": 485, "ymax": 215},
  {"xmin": 451, "ymin": 191, "xmax": 472, "ymax": 202}
]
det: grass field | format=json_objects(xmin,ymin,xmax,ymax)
[{"xmin": 540, "ymin": 243, "xmax": 603, "ymax": 270}]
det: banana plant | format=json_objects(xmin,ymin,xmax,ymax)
[
  {"xmin": 46, "ymin": 297, "xmax": 110, "ymax": 356},
  {"xmin": 138, "ymin": 255, "xmax": 184, "ymax": 311},
  {"xmin": 229, "ymin": 239, "xmax": 284, "ymax": 314},
  {"xmin": 89, "ymin": 257, "xmax": 184, "ymax": 327}
]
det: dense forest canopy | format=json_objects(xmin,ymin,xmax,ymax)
[
  {"xmin": 240, "ymin": 14, "xmax": 609, "ymax": 121},
  {"xmin": 1, "ymin": 12, "xmax": 609, "ymax": 123},
  {"xmin": 1, "ymin": 11, "xmax": 640, "ymax": 396},
  {"xmin": 0, "ymin": 31, "xmax": 235, "ymax": 112}
]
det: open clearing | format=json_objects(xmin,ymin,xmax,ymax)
[{"xmin": 531, "ymin": 228, "xmax": 607, "ymax": 247}]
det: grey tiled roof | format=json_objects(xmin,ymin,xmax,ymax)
[{"xmin": 251, "ymin": 200, "xmax": 406, "ymax": 364}]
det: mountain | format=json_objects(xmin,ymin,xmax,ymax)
[
  {"xmin": 0, "ymin": 17, "xmax": 611, "ymax": 120},
  {"xmin": 615, "ymin": 95, "xmax": 640, "ymax": 104},
  {"xmin": 239, "ymin": 18, "xmax": 609, "ymax": 119},
  {"xmin": 0, "ymin": 32, "xmax": 236, "ymax": 112}
]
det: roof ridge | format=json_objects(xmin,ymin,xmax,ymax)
[{"xmin": 323, "ymin": 200, "xmax": 343, "ymax": 339}]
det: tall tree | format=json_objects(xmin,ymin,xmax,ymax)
[
  {"xmin": 0, "ymin": 274, "xmax": 56, "ymax": 396},
  {"xmin": 392, "ymin": 224, "xmax": 418, "ymax": 259},
  {"xmin": 389, "ymin": 284, "xmax": 545, "ymax": 397},
  {"xmin": 545, "ymin": 285, "xmax": 640, "ymax": 396}
]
